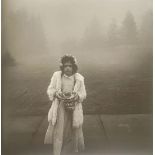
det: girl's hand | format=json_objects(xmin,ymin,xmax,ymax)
[
  {"xmin": 73, "ymin": 93, "xmax": 79, "ymax": 101},
  {"xmin": 69, "ymin": 92, "xmax": 79, "ymax": 102},
  {"xmin": 55, "ymin": 90, "xmax": 63, "ymax": 100}
]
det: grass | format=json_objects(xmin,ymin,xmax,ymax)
[{"xmin": 2, "ymin": 46, "xmax": 152, "ymax": 117}]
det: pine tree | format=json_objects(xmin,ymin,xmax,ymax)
[
  {"xmin": 5, "ymin": 10, "xmax": 48, "ymax": 64},
  {"xmin": 120, "ymin": 11, "xmax": 138, "ymax": 45},
  {"xmin": 107, "ymin": 19, "xmax": 119, "ymax": 47},
  {"xmin": 82, "ymin": 16, "xmax": 104, "ymax": 49}
]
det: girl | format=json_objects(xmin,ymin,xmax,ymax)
[{"xmin": 44, "ymin": 54, "xmax": 87, "ymax": 155}]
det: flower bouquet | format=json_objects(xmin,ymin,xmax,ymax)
[{"xmin": 55, "ymin": 91, "xmax": 79, "ymax": 111}]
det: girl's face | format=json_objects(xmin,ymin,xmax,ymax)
[{"xmin": 63, "ymin": 61, "xmax": 73, "ymax": 76}]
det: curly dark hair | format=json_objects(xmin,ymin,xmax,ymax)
[{"xmin": 60, "ymin": 55, "xmax": 78, "ymax": 74}]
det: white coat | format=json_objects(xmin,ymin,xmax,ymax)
[{"xmin": 47, "ymin": 71, "xmax": 86, "ymax": 128}]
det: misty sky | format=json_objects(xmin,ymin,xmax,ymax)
[{"xmin": 5, "ymin": 0, "xmax": 152, "ymax": 43}]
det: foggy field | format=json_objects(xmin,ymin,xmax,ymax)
[
  {"xmin": 2, "ymin": 46, "xmax": 152, "ymax": 118},
  {"xmin": 2, "ymin": 46, "xmax": 153, "ymax": 155}
]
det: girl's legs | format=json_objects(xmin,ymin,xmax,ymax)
[
  {"xmin": 53, "ymin": 103, "xmax": 65, "ymax": 155},
  {"xmin": 73, "ymin": 126, "xmax": 85, "ymax": 152}
]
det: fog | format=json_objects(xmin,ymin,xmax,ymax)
[{"xmin": 2, "ymin": 0, "xmax": 152, "ymax": 69}]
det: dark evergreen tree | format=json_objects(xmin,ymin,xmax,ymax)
[{"xmin": 120, "ymin": 11, "xmax": 138, "ymax": 45}]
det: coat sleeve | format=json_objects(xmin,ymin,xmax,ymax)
[
  {"xmin": 77, "ymin": 78, "xmax": 87, "ymax": 103},
  {"xmin": 47, "ymin": 72, "xmax": 57, "ymax": 102}
]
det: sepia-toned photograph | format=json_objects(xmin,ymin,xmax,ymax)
[{"xmin": 2, "ymin": 0, "xmax": 153, "ymax": 155}]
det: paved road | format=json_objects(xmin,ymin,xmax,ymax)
[{"xmin": 3, "ymin": 114, "xmax": 152, "ymax": 155}]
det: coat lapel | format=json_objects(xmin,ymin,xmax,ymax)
[{"xmin": 56, "ymin": 71, "xmax": 62, "ymax": 91}]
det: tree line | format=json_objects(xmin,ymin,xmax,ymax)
[{"xmin": 75, "ymin": 10, "xmax": 153, "ymax": 50}]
